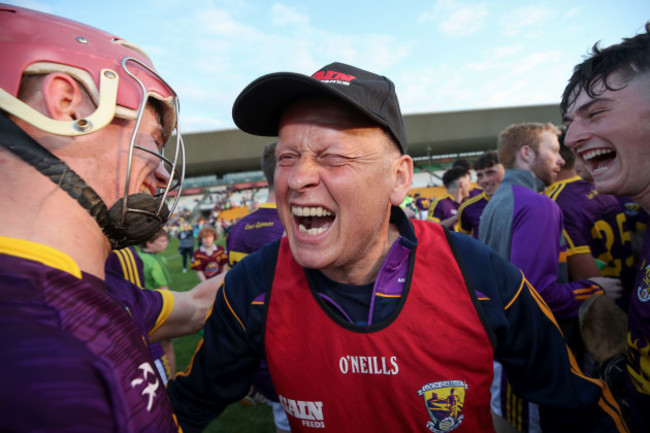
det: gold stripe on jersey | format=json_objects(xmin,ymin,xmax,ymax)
[
  {"xmin": 228, "ymin": 250, "xmax": 249, "ymax": 267},
  {"xmin": 561, "ymin": 228, "xmax": 593, "ymax": 257},
  {"xmin": 544, "ymin": 177, "xmax": 580, "ymax": 200},
  {"xmin": 0, "ymin": 235, "xmax": 82, "ymax": 279},
  {"xmin": 114, "ymin": 247, "xmax": 143, "ymax": 288},
  {"xmin": 504, "ymin": 274, "xmax": 526, "ymax": 311},
  {"xmin": 149, "ymin": 288, "xmax": 175, "ymax": 337},
  {"xmin": 426, "ymin": 193, "xmax": 454, "ymax": 222},
  {"xmin": 376, "ymin": 292, "xmax": 401, "ymax": 298},
  {"xmin": 564, "ymin": 337, "xmax": 629, "ymax": 432},
  {"xmin": 525, "ymin": 277, "xmax": 561, "ymax": 330},
  {"xmin": 223, "ymin": 284, "xmax": 246, "ymax": 333},
  {"xmin": 525, "ymin": 274, "xmax": 628, "ymax": 431},
  {"xmin": 456, "ymin": 192, "xmax": 488, "ymax": 235},
  {"xmin": 174, "ymin": 338, "xmax": 204, "ymax": 379},
  {"xmin": 505, "ymin": 383, "xmax": 525, "ymax": 431}
]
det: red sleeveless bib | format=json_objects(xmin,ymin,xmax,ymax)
[{"xmin": 266, "ymin": 221, "xmax": 495, "ymax": 432}]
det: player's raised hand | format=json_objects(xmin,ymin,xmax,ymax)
[{"xmin": 588, "ymin": 276, "xmax": 623, "ymax": 300}]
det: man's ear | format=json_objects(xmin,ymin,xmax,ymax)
[
  {"xmin": 41, "ymin": 73, "xmax": 87, "ymax": 121},
  {"xmin": 390, "ymin": 154, "xmax": 414, "ymax": 206},
  {"xmin": 517, "ymin": 145, "xmax": 533, "ymax": 165}
]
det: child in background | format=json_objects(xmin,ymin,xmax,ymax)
[
  {"xmin": 137, "ymin": 229, "xmax": 175, "ymax": 375},
  {"xmin": 192, "ymin": 226, "xmax": 228, "ymax": 281}
]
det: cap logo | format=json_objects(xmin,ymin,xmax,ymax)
[{"xmin": 311, "ymin": 70, "xmax": 356, "ymax": 86}]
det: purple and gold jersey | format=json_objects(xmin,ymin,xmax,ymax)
[
  {"xmin": 426, "ymin": 193, "xmax": 460, "ymax": 225},
  {"xmin": 226, "ymin": 203, "xmax": 284, "ymax": 267},
  {"xmin": 106, "ymin": 246, "xmax": 174, "ymax": 383},
  {"xmin": 627, "ymin": 231, "xmax": 650, "ymax": 432},
  {"xmin": 457, "ymin": 192, "xmax": 489, "ymax": 239},
  {"xmin": 468, "ymin": 185, "xmax": 483, "ymax": 199},
  {"xmin": 546, "ymin": 176, "xmax": 636, "ymax": 299},
  {"xmin": 106, "ymin": 246, "xmax": 145, "ymax": 288},
  {"xmin": 0, "ymin": 236, "xmax": 178, "ymax": 432}
]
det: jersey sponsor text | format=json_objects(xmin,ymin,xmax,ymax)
[
  {"xmin": 279, "ymin": 395, "xmax": 324, "ymax": 427},
  {"xmin": 338, "ymin": 355, "xmax": 399, "ymax": 375}
]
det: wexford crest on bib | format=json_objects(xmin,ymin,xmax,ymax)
[{"xmin": 417, "ymin": 380, "xmax": 467, "ymax": 432}]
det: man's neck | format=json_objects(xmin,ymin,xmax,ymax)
[
  {"xmin": 321, "ymin": 221, "xmax": 400, "ymax": 286},
  {"xmin": 0, "ymin": 152, "xmax": 110, "ymax": 279},
  {"xmin": 448, "ymin": 187, "xmax": 463, "ymax": 203},
  {"xmin": 555, "ymin": 168, "xmax": 577, "ymax": 182}
]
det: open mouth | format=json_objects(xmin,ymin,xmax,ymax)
[
  {"xmin": 292, "ymin": 206, "xmax": 335, "ymax": 236},
  {"xmin": 139, "ymin": 182, "xmax": 157, "ymax": 196},
  {"xmin": 582, "ymin": 148, "xmax": 616, "ymax": 175}
]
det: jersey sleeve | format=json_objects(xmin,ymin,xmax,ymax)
[
  {"xmin": 166, "ymin": 241, "xmax": 279, "ymax": 433},
  {"xmin": 449, "ymin": 232, "xmax": 627, "ymax": 432},
  {"xmin": 218, "ymin": 245, "xmax": 228, "ymax": 267},
  {"xmin": 190, "ymin": 249, "xmax": 202, "ymax": 271},
  {"xmin": 509, "ymin": 194, "xmax": 603, "ymax": 319}
]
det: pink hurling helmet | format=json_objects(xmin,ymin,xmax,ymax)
[{"xmin": 0, "ymin": 4, "xmax": 185, "ymax": 248}]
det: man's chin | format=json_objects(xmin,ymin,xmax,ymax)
[{"xmin": 289, "ymin": 243, "xmax": 331, "ymax": 271}]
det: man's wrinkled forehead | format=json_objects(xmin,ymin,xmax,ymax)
[
  {"xmin": 279, "ymin": 98, "xmax": 380, "ymax": 129},
  {"xmin": 278, "ymin": 97, "xmax": 400, "ymax": 155}
]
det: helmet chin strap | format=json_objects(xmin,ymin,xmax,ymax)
[{"xmin": 0, "ymin": 113, "xmax": 168, "ymax": 249}]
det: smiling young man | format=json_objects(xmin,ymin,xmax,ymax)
[
  {"xmin": 0, "ymin": 5, "xmax": 213, "ymax": 432},
  {"xmin": 167, "ymin": 62, "xmax": 626, "ymax": 433},
  {"xmin": 457, "ymin": 151, "xmax": 505, "ymax": 239},
  {"xmin": 560, "ymin": 22, "xmax": 650, "ymax": 433}
]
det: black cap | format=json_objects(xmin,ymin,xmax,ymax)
[{"xmin": 232, "ymin": 62, "xmax": 408, "ymax": 153}]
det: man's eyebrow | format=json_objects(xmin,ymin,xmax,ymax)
[{"xmin": 563, "ymin": 97, "xmax": 613, "ymax": 122}]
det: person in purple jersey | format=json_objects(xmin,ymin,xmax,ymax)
[
  {"xmin": 0, "ymin": 5, "xmax": 222, "ymax": 432},
  {"xmin": 227, "ymin": 142, "xmax": 285, "ymax": 267},
  {"xmin": 168, "ymin": 61, "xmax": 626, "ymax": 433},
  {"xmin": 413, "ymin": 192, "xmax": 430, "ymax": 220},
  {"xmin": 479, "ymin": 122, "xmax": 624, "ymax": 433},
  {"xmin": 545, "ymin": 137, "xmax": 636, "ymax": 309},
  {"xmin": 426, "ymin": 166, "xmax": 471, "ymax": 229},
  {"xmin": 457, "ymin": 151, "xmax": 505, "ymax": 239},
  {"xmin": 560, "ymin": 21, "xmax": 650, "ymax": 433},
  {"xmin": 226, "ymin": 141, "xmax": 290, "ymax": 433}
]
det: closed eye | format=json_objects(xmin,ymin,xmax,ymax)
[
  {"xmin": 318, "ymin": 154, "xmax": 352, "ymax": 167},
  {"xmin": 588, "ymin": 109, "xmax": 605, "ymax": 119},
  {"xmin": 277, "ymin": 153, "xmax": 297, "ymax": 166}
]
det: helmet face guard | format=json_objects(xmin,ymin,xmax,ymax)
[
  {"xmin": 119, "ymin": 56, "xmax": 185, "ymax": 233},
  {"xmin": 0, "ymin": 4, "xmax": 185, "ymax": 247}
]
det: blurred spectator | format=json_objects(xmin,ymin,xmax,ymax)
[{"xmin": 427, "ymin": 166, "xmax": 471, "ymax": 229}]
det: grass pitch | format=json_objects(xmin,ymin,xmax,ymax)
[{"xmin": 163, "ymin": 235, "xmax": 276, "ymax": 433}]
